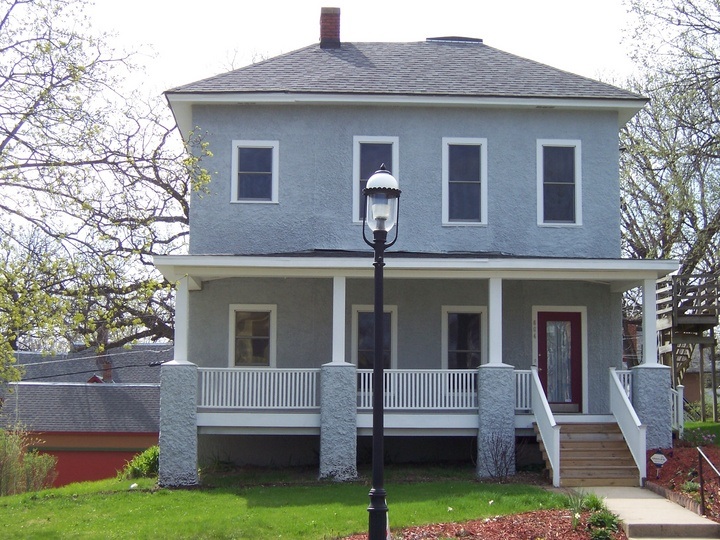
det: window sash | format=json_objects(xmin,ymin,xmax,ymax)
[
  {"xmin": 231, "ymin": 141, "xmax": 278, "ymax": 203},
  {"xmin": 537, "ymin": 140, "xmax": 581, "ymax": 225},
  {"xmin": 442, "ymin": 138, "xmax": 487, "ymax": 225}
]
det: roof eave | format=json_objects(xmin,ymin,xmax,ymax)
[
  {"xmin": 154, "ymin": 254, "xmax": 677, "ymax": 293},
  {"xmin": 165, "ymin": 91, "xmax": 648, "ymax": 139}
]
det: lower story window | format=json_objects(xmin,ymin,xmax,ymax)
[
  {"xmin": 443, "ymin": 306, "xmax": 486, "ymax": 369},
  {"xmin": 229, "ymin": 304, "xmax": 276, "ymax": 366},
  {"xmin": 352, "ymin": 305, "xmax": 396, "ymax": 369}
]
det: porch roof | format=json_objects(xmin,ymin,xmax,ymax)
[{"xmin": 154, "ymin": 251, "xmax": 677, "ymax": 293}]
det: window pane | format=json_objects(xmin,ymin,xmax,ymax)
[
  {"xmin": 544, "ymin": 184, "xmax": 575, "ymax": 222},
  {"xmin": 449, "ymin": 183, "xmax": 481, "ymax": 221},
  {"xmin": 237, "ymin": 147, "xmax": 273, "ymax": 201},
  {"xmin": 238, "ymin": 147, "xmax": 272, "ymax": 173},
  {"xmin": 238, "ymin": 173, "xmax": 273, "ymax": 199},
  {"xmin": 543, "ymin": 147, "xmax": 575, "ymax": 183},
  {"xmin": 448, "ymin": 145, "xmax": 480, "ymax": 182},
  {"xmin": 448, "ymin": 312, "xmax": 481, "ymax": 369},
  {"xmin": 234, "ymin": 311, "xmax": 270, "ymax": 366},
  {"xmin": 360, "ymin": 143, "xmax": 393, "ymax": 179},
  {"xmin": 359, "ymin": 143, "xmax": 393, "ymax": 219},
  {"xmin": 357, "ymin": 311, "xmax": 391, "ymax": 369}
]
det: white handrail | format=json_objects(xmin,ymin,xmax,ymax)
[
  {"xmin": 197, "ymin": 368, "xmax": 320, "ymax": 409},
  {"xmin": 609, "ymin": 368, "xmax": 646, "ymax": 483},
  {"xmin": 356, "ymin": 369, "xmax": 477, "ymax": 409},
  {"xmin": 531, "ymin": 367, "xmax": 560, "ymax": 487}
]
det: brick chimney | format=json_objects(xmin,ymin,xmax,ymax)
[{"xmin": 320, "ymin": 7, "xmax": 340, "ymax": 49}]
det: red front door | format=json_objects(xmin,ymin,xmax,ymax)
[{"xmin": 537, "ymin": 311, "xmax": 582, "ymax": 413}]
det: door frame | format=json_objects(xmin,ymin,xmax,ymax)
[{"xmin": 532, "ymin": 306, "xmax": 588, "ymax": 414}]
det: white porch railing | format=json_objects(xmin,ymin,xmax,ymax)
[
  {"xmin": 616, "ymin": 369, "xmax": 633, "ymax": 401},
  {"xmin": 198, "ymin": 368, "xmax": 320, "ymax": 409},
  {"xmin": 515, "ymin": 370, "xmax": 532, "ymax": 410},
  {"xmin": 357, "ymin": 369, "xmax": 477, "ymax": 409},
  {"xmin": 531, "ymin": 367, "xmax": 560, "ymax": 487},
  {"xmin": 609, "ymin": 368, "xmax": 646, "ymax": 483},
  {"xmin": 671, "ymin": 384, "xmax": 684, "ymax": 437}
]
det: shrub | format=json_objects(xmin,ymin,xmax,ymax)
[
  {"xmin": 682, "ymin": 480, "xmax": 700, "ymax": 493},
  {"xmin": 118, "ymin": 445, "xmax": 159, "ymax": 479},
  {"xmin": 0, "ymin": 427, "xmax": 57, "ymax": 496},
  {"xmin": 587, "ymin": 508, "xmax": 619, "ymax": 540}
]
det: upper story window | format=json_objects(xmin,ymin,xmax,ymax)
[
  {"xmin": 442, "ymin": 138, "xmax": 488, "ymax": 225},
  {"xmin": 231, "ymin": 140, "xmax": 279, "ymax": 203},
  {"xmin": 537, "ymin": 140, "xmax": 582, "ymax": 225},
  {"xmin": 228, "ymin": 304, "xmax": 276, "ymax": 367},
  {"xmin": 353, "ymin": 136, "xmax": 399, "ymax": 222},
  {"xmin": 351, "ymin": 305, "xmax": 397, "ymax": 369},
  {"xmin": 441, "ymin": 306, "xmax": 487, "ymax": 369}
]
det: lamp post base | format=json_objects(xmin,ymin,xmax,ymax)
[{"xmin": 368, "ymin": 487, "xmax": 388, "ymax": 540}]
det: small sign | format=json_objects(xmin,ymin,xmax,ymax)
[{"xmin": 651, "ymin": 452, "xmax": 668, "ymax": 467}]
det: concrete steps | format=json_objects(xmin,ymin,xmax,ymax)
[{"xmin": 536, "ymin": 422, "xmax": 640, "ymax": 487}]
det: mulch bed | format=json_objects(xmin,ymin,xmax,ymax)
[{"xmin": 344, "ymin": 445, "xmax": 720, "ymax": 539}]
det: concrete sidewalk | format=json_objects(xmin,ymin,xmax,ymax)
[{"xmin": 589, "ymin": 486, "xmax": 720, "ymax": 539}]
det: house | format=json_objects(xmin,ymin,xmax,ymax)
[
  {"xmin": 1, "ymin": 345, "xmax": 167, "ymax": 486},
  {"xmin": 154, "ymin": 8, "xmax": 679, "ymax": 487}
]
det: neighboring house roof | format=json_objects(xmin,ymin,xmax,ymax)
[
  {"xmin": 168, "ymin": 39, "xmax": 641, "ymax": 101},
  {"xmin": 14, "ymin": 343, "xmax": 172, "ymax": 385},
  {"xmin": 1, "ymin": 383, "xmax": 159, "ymax": 433},
  {"xmin": 166, "ymin": 39, "xmax": 647, "ymax": 136}
]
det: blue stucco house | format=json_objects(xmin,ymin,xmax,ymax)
[{"xmin": 154, "ymin": 8, "xmax": 678, "ymax": 487}]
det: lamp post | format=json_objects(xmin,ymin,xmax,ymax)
[{"xmin": 362, "ymin": 164, "xmax": 400, "ymax": 540}]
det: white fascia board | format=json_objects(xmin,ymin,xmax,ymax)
[
  {"xmin": 166, "ymin": 92, "xmax": 647, "ymax": 137},
  {"xmin": 154, "ymin": 254, "xmax": 677, "ymax": 291}
]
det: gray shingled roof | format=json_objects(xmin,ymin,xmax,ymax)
[
  {"xmin": 167, "ymin": 39, "xmax": 643, "ymax": 101},
  {"xmin": 14, "ymin": 344, "xmax": 171, "ymax": 384},
  {"xmin": 1, "ymin": 383, "xmax": 159, "ymax": 433}
]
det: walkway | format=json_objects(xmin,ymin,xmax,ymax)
[{"xmin": 589, "ymin": 486, "xmax": 720, "ymax": 539}]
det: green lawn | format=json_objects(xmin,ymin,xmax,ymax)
[
  {"xmin": 0, "ymin": 467, "xmax": 569, "ymax": 539},
  {"xmin": 684, "ymin": 420, "xmax": 720, "ymax": 445}
]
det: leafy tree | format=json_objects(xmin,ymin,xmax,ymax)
[
  {"xmin": 0, "ymin": 0, "xmax": 211, "ymax": 369},
  {"xmin": 622, "ymin": 0, "xmax": 720, "ymax": 276}
]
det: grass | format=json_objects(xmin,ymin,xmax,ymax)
[
  {"xmin": 685, "ymin": 421, "xmax": 720, "ymax": 440},
  {"xmin": 0, "ymin": 465, "xmax": 570, "ymax": 539}
]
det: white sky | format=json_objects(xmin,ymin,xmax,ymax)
[{"xmin": 88, "ymin": 0, "xmax": 638, "ymax": 97}]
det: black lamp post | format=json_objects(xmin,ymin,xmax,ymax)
[{"xmin": 362, "ymin": 164, "xmax": 400, "ymax": 540}]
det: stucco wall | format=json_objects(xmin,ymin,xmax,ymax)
[
  {"xmin": 187, "ymin": 104, "xmax": 621, "ymax": 259},
  {"xmin": 188, "ymin": 277, "xmax": 622, "ymax": 413}
]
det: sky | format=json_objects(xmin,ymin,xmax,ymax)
[{"xmin": 88, "ymin": 0, "xmax": 638, "ymax": 97}]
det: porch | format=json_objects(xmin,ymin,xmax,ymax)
[{"xmin": 195, "ymin": 366, "xmax": 683, "ymax": 486}]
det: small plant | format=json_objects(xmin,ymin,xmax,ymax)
[
  {"xmin": 681, "ymin": 480, "xmax": 700, "ymax": 493},
  {"xmin": 0, "ymin": 426, "xmax": 57, "ymax": 496},
  {"xmin": 587, "ymin": 508, "xmax": 619, "ymax": 540},
  {"xmin": 681, "ymin": 427, "xmax": 717, "ymax": 447},
  {"xmin": 478, "ymin": 432, "xmax": 514, "ymax": 481},
  {"xmin": 118, "ymin": 446, "xmax": 159, "ymax": 480}
]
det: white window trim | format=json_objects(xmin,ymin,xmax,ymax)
[
  {"xmin": 351, "ymin": 304, "xmax": 398, "ymax": 369},
  {"xmin": 531, "ymin": 305, "xmax": 588, "ymax": 413},
  {"xmin": 352, "ymin": 136, "xmax": 399, "ymax": 223},
  {"xmin": 442, "ymin": 137, "xmax": 488, "ymax": 226},
  {"xmin": 536, "ymin": 139, "xmax": 582, "ymax": 226},
  {"xmin": 230, "ymin": 140, "xmax": 279, "ymax": 203},
  {"xmin": 441, "ymin": 306, "xmax": 488, "ymax": 369},
  {"xmin": 228, "ymin": 304, "xmax": 277, "ymax": 367}
]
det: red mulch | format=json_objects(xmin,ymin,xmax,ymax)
[
  {"xmin": 343, "ymin": 509, "xmax": 626, "ymax": 539},
  {"xmin": 647, "ymin": 444, "xmax": 720, "ymax": 522},
  {"xmin": 344, "ymin": 445, "xmax": 720, "ymax": 539}
]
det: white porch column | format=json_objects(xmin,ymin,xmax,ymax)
[
  {"xmin": 173, "ymin": 275, "xmax": 190, "ymax": 363},
  {"xmin": 642, "ymin": 278, "xmax": 658, "ymax": 365},
  {"xmin": 331, "ymin": 276, "xmax": 347, "ymax": 364},
  {"xmin": 488, "ymin": 277, "xmax": 504, "ymax": 364}
]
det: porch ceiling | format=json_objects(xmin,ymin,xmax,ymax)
[{"xmin": 154, "ymin": 254, "xmax": 678, "ymax": 292}]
